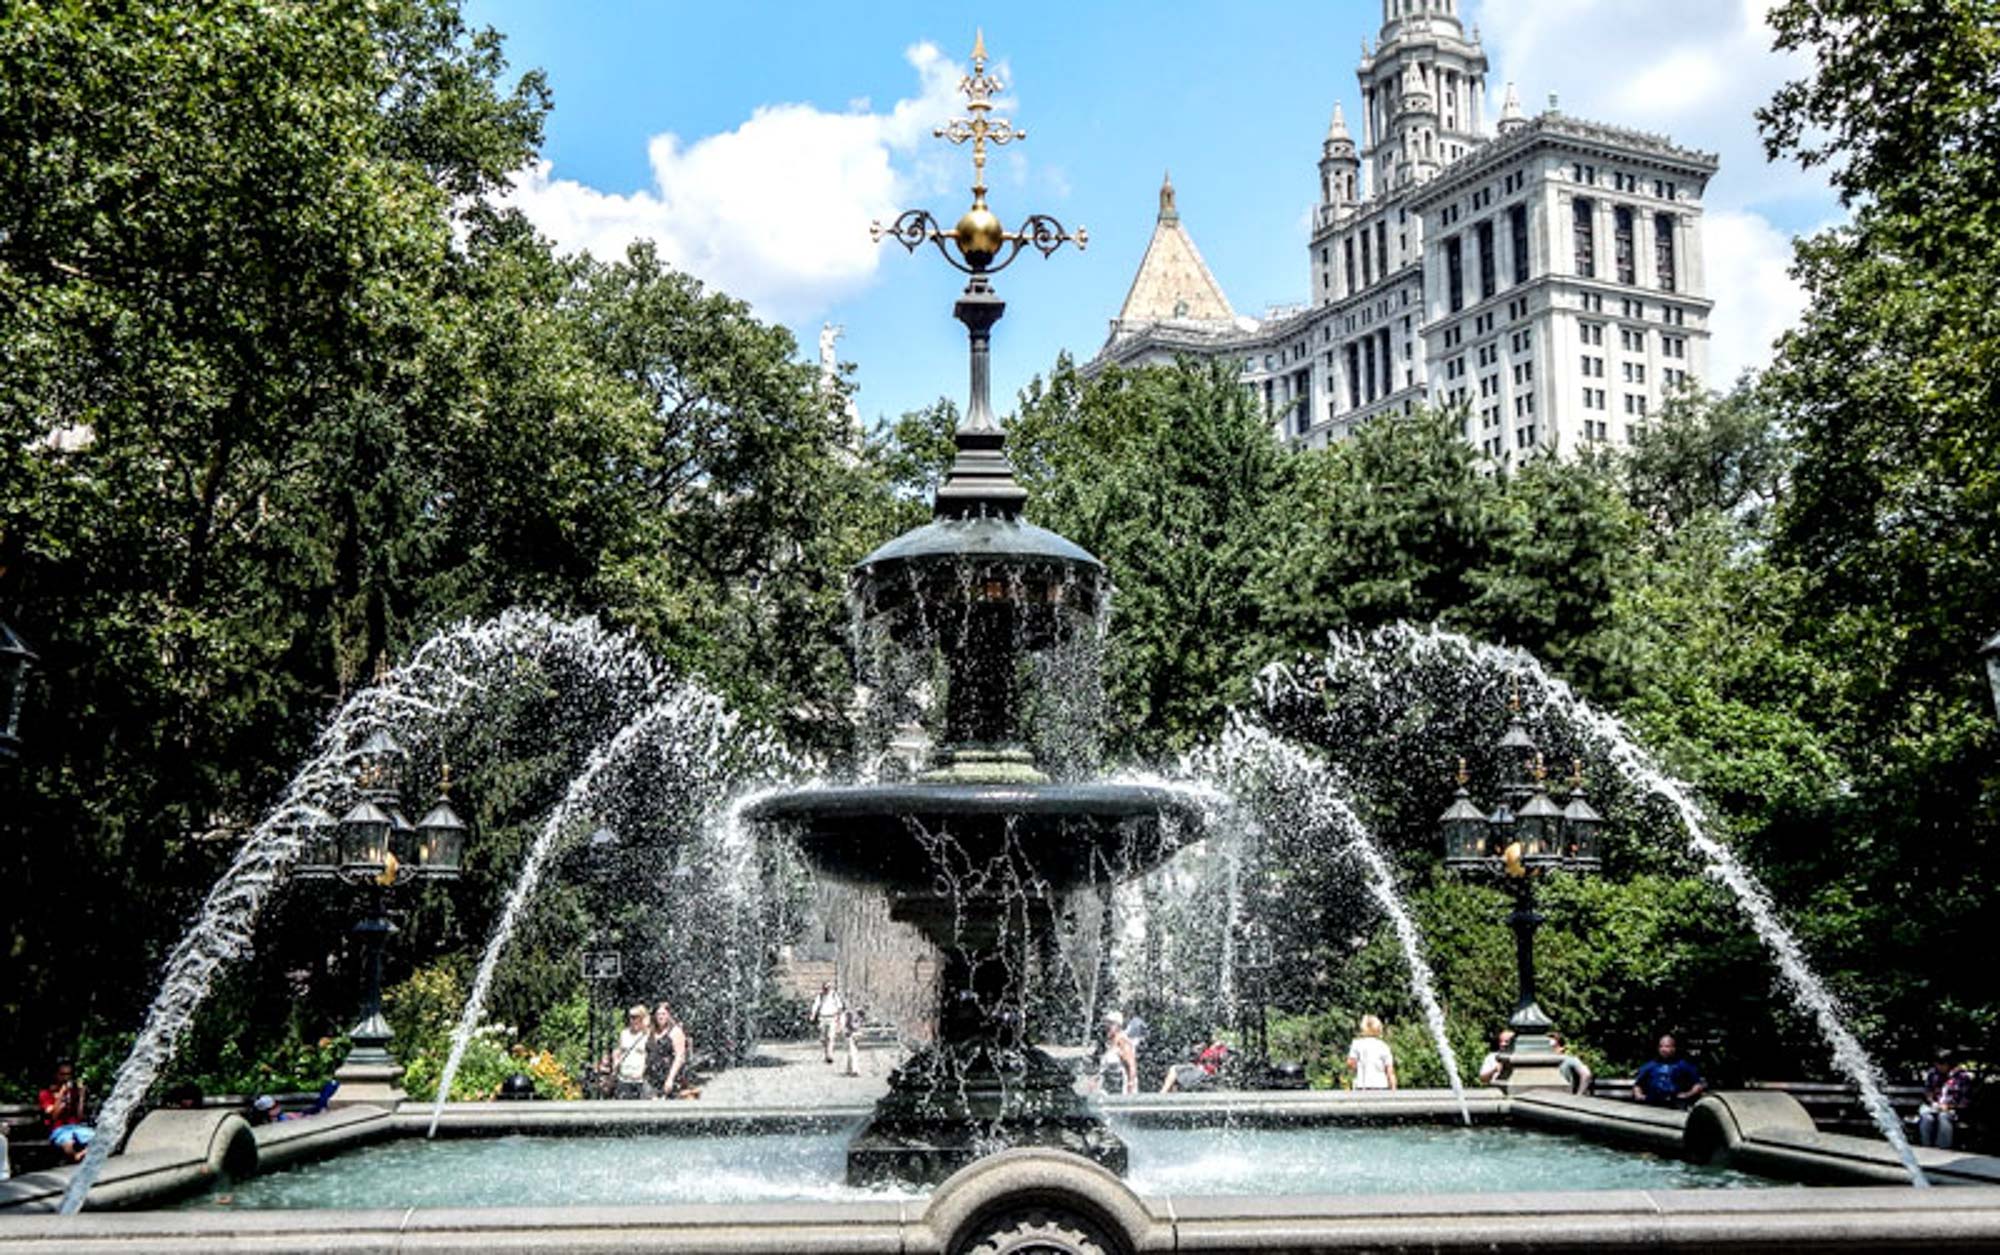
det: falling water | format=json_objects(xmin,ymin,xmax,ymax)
[
  {"xmin": 424, "ymin": 687, "xmax": 792, "ymax": 1130},
  {"xmin": 1192, "ymin": 727, "xmax": 1472, "ymax": 1124},
  {"xmin": 1281, "ymin": 622, "xmax": 1928, "ymax": 1188},
  {"xmin": 59, "ymin": 611, "xmax": 667, "ymax": 1214}
]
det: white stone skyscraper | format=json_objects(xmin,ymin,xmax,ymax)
[{"xmin": 1092, "ymin": 0, "xmax": 1719, "ymax": 466}]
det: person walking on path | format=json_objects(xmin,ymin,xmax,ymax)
[
  {"xmin": 1632, "ymin": 1033, "xmax": 1705, "ymax": 1108},
  {"xmin": 809, "ymin": 983, "xmax": 849, "ymax": 1065},
  {"xmin": 1345, "ymin": 1015, "xmax": 1398, "ymax": 1090}
]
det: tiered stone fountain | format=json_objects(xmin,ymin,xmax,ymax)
[{"xmin": 746, "ymin": 35, "xmax": 1198, "ymax": 1187}]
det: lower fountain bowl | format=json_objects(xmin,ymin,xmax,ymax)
[{"xmin": 743, "ymin": 780, "xmax": 1202, "ymax": 897}]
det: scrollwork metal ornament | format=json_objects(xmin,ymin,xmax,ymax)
[{"xmin": 868, "ymin": 30, "xmax": 1084, "ymax": 278}]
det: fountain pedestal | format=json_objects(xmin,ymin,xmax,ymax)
[
  {"xmin": 748, "ymin": 785, "xmax": 1194, "ymax": 1187},
  {"xmin": 843, "ymin": 892, "xmax": 1125, "ymax": 1187}
]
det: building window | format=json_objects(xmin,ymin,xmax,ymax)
[
  {"xmin": 1581, "ymin": 354, "xmax": 1603, "ymax": 377},
  {"xmin": 1345, "ymin": 344, "xmax": 1361, "ymax": 409},
  {"xmin": 1581, "ymin": 321, "xmax": 1604, "ymax": 346},
  {"xmin": 1614, "ymin": 205, "xmax": 1635, "ymax": 285},
  {"xmin": 1621, "ymin": 327, "xmax": 1645, "ymax": 352},
  {"xmin": 1655, "ymin": 212, "xmax": 1677, "ymax": 292},
  {"xmin": 1344, "ymin": 237, "xmax": 1356, "ymax": 292},
  {"xmin": 1573, "ymin": 198, "xmax": 1596, "ymax": 277},
  {"xmin": 1446, "ymin": 236, "xmax": 1465, "ymax": 312},
  {"xmin": 1510, "ymin": 328, "xmax": 1532, "ymax": 354},
  {"xmin": 1363, "ymin": 336, "xmax": 1378, "ymax": 403},
  {"xmin": 1509, "ymin": 203, "xmax": 1529, "ymax": 285},
  {"xmin": 1377, "ymin": 221, "xmax": 1389, "ymax": 275},
  {"xmin": 1360, "ymin": 229, "xmax": 1372, "ymax": 286},
  {"xmin": 1476, "ymin": 219, "xmax": 1496, "ymax": 301}
]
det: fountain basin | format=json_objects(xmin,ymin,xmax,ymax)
[{"xmin": 13, "ymin": 1094, "xmax": 2000, "ymax": 1253}]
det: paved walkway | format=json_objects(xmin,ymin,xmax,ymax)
[
  {"xmin": 694, "ymin": 1039, "xmax": 1098, "ymax": 1108},
  {"xmin": 696, "ymin": 1039, "xmax": 895, "ymax": 1107}
]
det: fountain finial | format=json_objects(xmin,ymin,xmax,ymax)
[{"xmin": 868, "ymin": 33, "xmax": 1087, "ymax": 515}]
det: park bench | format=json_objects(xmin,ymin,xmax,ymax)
[
  {"xmin": 3, "ymin": 1089, "xmax": 330, "ymax": 1179},
  {"xmin": 1588, "ymin": 1076, "xmax": 1973, "ymax": 1147},
  {"xmin": 1744, "ymin": 1079, "xmax": 1943, "ymax": 1140},
  {"xmin": 2, "ymin": 1101, "xmax": 62, "ymax": 1176}
]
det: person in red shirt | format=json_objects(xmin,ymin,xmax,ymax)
[
  {"xmin": 1160, "ymin": 1031, "xmax": 1232, "ymax": 1093},
  {"xmin": 37, "ymin": 1059, "xmax": 94, "ymax": 1164}
]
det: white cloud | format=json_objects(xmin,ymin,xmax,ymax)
[
  {"xmin": 1701, "ymin": 208, "xmax": 1804, "ymax": 384},
  {"xmin": 1472, "ymin": 0, "xmax": 1839, "ymax": 375},
  {"xmin": 497, "ymin": 43, "xmax": 969, "ymax": 322}
]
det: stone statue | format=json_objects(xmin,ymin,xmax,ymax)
[{"xmin": 819, "ymin": 322, "xmax": 844, "ymax": 381}]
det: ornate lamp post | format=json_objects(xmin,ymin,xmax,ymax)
[
  {"xmin": 1439, "ymin": 690, "xmax": 1604, "ymax": 1091},
  {"xmin": 578, "ymin": 824, "xmax": 623, "ymax": 1097},
  {"xmin": 296, "ymin": 727, "xmax": 466, "ymax": 1104},
  {"xmin": 0, "ymin": 616, "xmax": 39, "ymax": 765},
  {"xmin": 1233, "ymin": 916, "xmax": 1273, "ymax": 1072}
]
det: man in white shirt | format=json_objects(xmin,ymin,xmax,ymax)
[
  {"xmin": 809, "ymin": 983, "xmax": 849, "ymax": 1065},
  {"xmin": 1477, "ymin": 1028, "xmax": 1516, "ymax": 1085}
]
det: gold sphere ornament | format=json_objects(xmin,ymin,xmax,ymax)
[
  {"xmin": 1502, "ymin": 841, "xmax": 1526, "ymax": 878},
  {"xmin": 954, "ymin": 205, "xmax": 1005, "ymax": 267}
]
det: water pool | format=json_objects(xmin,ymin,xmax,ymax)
[{"xmin": 179, "ymin": 1123, "xmax": 1775, "ymax": 1209}]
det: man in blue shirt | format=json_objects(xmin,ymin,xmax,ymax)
[{"xmin": 1632, "ymin": 1033, "xmax": 1705, "ymax": 1108}]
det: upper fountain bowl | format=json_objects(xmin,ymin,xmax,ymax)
[{"xmin": 854, "ymin": 515, "xmax": 1108, "ymax": 645}]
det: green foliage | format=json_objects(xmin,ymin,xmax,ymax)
[
  {"xmin": 4, "ymin": 0, "xmax": 1997, "ymax": 1098},
  {"xmin": 388, "ymin": 962, "xmax": 585, "ymax": 1101},
  {"xmin": 0, "ymin": 0, "xmax": 903, "ymax": 1084},
  {"xmin": 1753, "ymin": 0, "xmax": 2000, "ymax": 1063},
  {"xmin": 1009, "ymin": 356, "xmax": 1296, "ymax": 756}
]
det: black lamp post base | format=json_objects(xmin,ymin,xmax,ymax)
[
  {"xmin": 330, "ymin": 1057, "xmax": 405, "ymax": 1106},
  {"xmin": 1490, "ymin": 1049, "xmax": 1571, "ymax": 1092}
]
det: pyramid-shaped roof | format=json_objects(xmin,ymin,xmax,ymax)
[{"xmin": 1114, "ymin": 173, "xmax": 1235, "ymax": 327}]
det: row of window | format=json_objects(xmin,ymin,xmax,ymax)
[
  {"xmin": 1573, "ymin": 199, "xmax": 1679, "ymax": 290},
  {"xmin": 1576, "ymin": 163, "xmax": 1681, "ymax": 202},
  {"xmin": 1443, "ymin": 204, "xmax": 1534, "ymax": 313}
]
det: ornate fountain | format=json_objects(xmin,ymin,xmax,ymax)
[{"xmin": 746, "ymin": 34, "xmax": 1200, "ymax": 1187}]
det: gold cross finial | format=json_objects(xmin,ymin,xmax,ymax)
[
  {"xmin": 871, "ymin": 33, "xmax": 1083, "ymax": 276},
  {"xmin": 935, "ymin": 29, "xmax": 1022, "ymax": 209}
]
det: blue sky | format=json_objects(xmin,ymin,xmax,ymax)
[{"xmin": 468, "ymin": 0, "xmax": 1838, "ymax": 431}]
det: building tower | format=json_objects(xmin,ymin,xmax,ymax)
[
  {"xmin": 1394, "ymin": 57, "xmax": 1441, "ymax": 186},
  {"xmin": 1358, "ymin": 0, "xmax": 1488, "ymax": 193},
  {"xmin": 1496, "ymin": 81, "xmax": 1528, "ymax": 137},
  {"xmin": 1319, "ymin": 103, "xmax": 1360, "ymax": 216}
]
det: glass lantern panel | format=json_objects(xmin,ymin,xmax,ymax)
[
  {"xmin": 1517, "ymin": 794, "xmax": 1563, "ymax": 863},
  {"xmin": 339, "ymin": 801, "xmax": 393, "ymax": 870}
]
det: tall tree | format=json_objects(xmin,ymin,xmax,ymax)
[
  {"xmin": 1009, "ymin": 357, "xmax": 1296, "ymax": 756},
  {"xmin": 1757, "ymin": 0, "xmax": 2000, "ymax": 1061}
]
